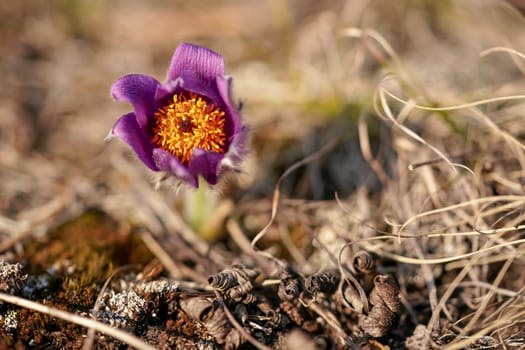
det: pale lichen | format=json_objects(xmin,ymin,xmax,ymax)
[{"xmin": 0, "ymin": 309, "xmax": 19, "ymax": 333}]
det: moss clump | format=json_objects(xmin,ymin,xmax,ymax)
[{"xmin": 8, "ymin": 209, "xmax": 155, "ymax": 347}]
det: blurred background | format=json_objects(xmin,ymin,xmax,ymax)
[{"xmin": 2, "ymin": 0, "xmax": 524, "ymax": 208}]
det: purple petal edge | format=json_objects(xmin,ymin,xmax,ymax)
[
  {"xmin": 167, "ymin": 43, "xmax": 225, "ymax": 84},
  {"xmin": 111, "ymin": 74, "xmax": 160, "ymax": 129},
  {"xmin": 216, "ymin": 76, "xmax": 243, "ymax": 135},
  {"xmin": 156, "ymin": 71, "xmax": 221, "ymax": 103},
  {"xmin": 188, "ymin": 149, "xmax": 224, "ymax": 186},
  {"xmin": 112, "ymin": 113, "xmax": 158, "ymax": 171},
  {"xmin": 152, "ymin": 149, "xmax": 199, "ymax": 188}
]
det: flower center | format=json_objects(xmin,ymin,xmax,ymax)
[{"xmin": 152, "ymin": 93, "xmax": 226, "ymax": 165}]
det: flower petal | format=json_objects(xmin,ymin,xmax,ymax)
[
  {"xmin": 216, "ymin": 76, "xmax": 247, "ymax": 167},
  {"xmin": 221, "ymin": 125, "xmax": 248, "ymax": 173},
  {"xmin": 188, "ymin": 148, "xmax": 224, "ymax": 185},
  {"xmin": 156, "ymin": 70, "xmax": 221, "ymax": 103},
  {"xmin": 152, "ymin": 149, "xmax": 198, "ymax": 187},
  {"xmin": 111, "ymin": 74, "xmax": 160, "ymax": 129},
  {"xmin": 167, "ymin": 43, "xmax": 225, "ymax": 84},
  {"xmin": 112, "ymin": 113, "xmax": 158, "ymax": 171},
  {"xmin": 216, "ymin": 76, "xmax": 243, "ymax": 135}
]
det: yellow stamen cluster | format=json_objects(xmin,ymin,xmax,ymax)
[{"xmin": 152, "ymin": 93, "xmax": 226, "ymax": 165}]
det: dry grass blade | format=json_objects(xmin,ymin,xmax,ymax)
[
  {"xmin": 458, "ymin": 254, "xmax": 516, "ymax": 338},
  {"xmin": 443, "ymin": 307, "xmax": 525, "ymax": 350},
  {"xmin": 338, "ymin": 27, "xmax": 414, "ymax": 87},
  {"xmin": 397, "ymin": 195, "xmax": 525, "ymax": 237},
  {"xmin": 358, "ymin": 115, "xmax": 389, "ymax": 185},
  {"xmin": 480, "ymin": 46, "xmax": 525, "ymax": 74},
  {"xmin": 374, "ymin": 238, "xmax": 525, "ymax": 265},
  {"xmin": 374, "ymin": 79, "xmax": 458, "ymax": 174},
  {"xmin": 468, "ymin": 107, "xmax": 525, "ymax": 154},
  {"xmin": 250, "ymin": 138, "xmax": 339, "ymax": 248},
  {"xmin": 379, "ymin": 85, "xmax": 525, "ymax": 114}
]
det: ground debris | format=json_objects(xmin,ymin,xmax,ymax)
[
  {"xmin": 208, "ymin": 264, "xmax": 260, "ymax": 304},
  {"xmin": 179, "ymin": 297, "xmax": 243, "ymax": 350},
  {"xmin": 175, "ymin": 250, "xmax": 402, "ymax": 348},
  {"xmin": 96, "ymin": 278, "xmax": 180, "ymax": 330},
  {"xmin": 0, "ymin": 261, "xmax": 27, "ymax": 294},
  {"xmin": 360, "ymin": 274, "xmax": 401, "ymax": 338}
]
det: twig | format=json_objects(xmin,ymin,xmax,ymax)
[
  {"xmin": 213, "ymin": 290, "xmax": 273, "ymax": 350},
  {"xmin": 308, "ymin": 301, "xmax": 358, "ymax": 349},
  {"xmin": 458, "ymin": 254, "xmax": 516, "ymax": 338},
  {"xmin": 443, "ymin": 308, "xmax": 525, "ymax": 350},
  {"xmin": 82, "ymin": 264, "xmax": 140, "ymax": 350},
  {"xmin": 409, "ymin": 238, "xmax": 440, "ymax": 334},
  {"xmin": 251, "ymin": 138, "xmax": 339, "ymax": 248},
  {"xmin": 226, "ymin": 218, "xmax": 280, "ymax": 276},
  {"xmin": 139, "ymin": 230, "xmax": 184, "ymax": 278},
  {"xmin": 357, "ymin": 115, "xmax": 389, "ymax": 185}
]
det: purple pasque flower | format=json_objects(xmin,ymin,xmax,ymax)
[{"xmin": 109, "ymin": 43, "xmax": 246, "ymax": 188}]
